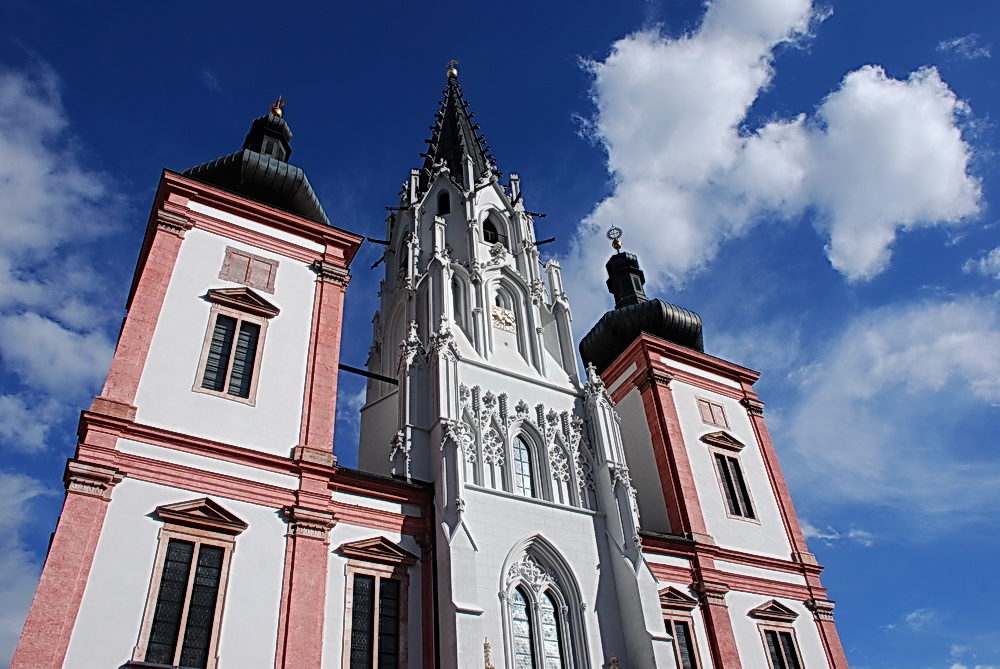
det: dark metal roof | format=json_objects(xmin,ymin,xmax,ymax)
[
  {"xmin": 183, "ymin": 113, "xmax": 331, "ymax": 226},
  {"xmin": 418, "ymin": 74, "xmax": 498, "ymax": 193},
  {"xmin": 580, "ymin": 251, "xmax": 705, "ymax": 373}
]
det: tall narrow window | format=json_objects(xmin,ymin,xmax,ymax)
[
  {"xmin": 339, "ymin": 537, "xmax": 418, "ymax": 669},
  {"xmin": 763, "ymin": 629, "xmax": 803, "ymax": 669},
  {"xmin": 714, "ymin": 453, "xmax": 755, "ymax": 519},
  {"xmin": 668, "ymin": 619, "xmax": 699, "ymax": 669},
  {"xmin": 437, "ymin": 190, "xmax": 451, "ymax": 215},
  {"xmin": 540, "ymin": 591, "xmax": 565, "ymax": 668},
  {"xmin": 132, "ymin": 498, "xmax": 247, "ymax": 669},
  {"xmin": 513, "ymin": 436, "xmax": 535, "ymax": 497},
  {"xmin": 511, "ymin": 588, "xmax": 535, "ymax": 668},
  {"xmin": 483, "ymin": 219, "xmax": 500, "ymax": 244},
  {"xmin": 194, "ymin": 288, "xmax": 279, "ymax": 404},
  {"xmin": 660, "ymin": 586, "xmax": 703, "ymax": 669}
]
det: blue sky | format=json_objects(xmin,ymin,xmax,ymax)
[{"xmin": 1, "ymin": 1, "xmax": 998, "ymax": 667}]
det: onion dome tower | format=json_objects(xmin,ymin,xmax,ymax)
[
  {"xmin": 579, "ymin": 227, "xmax": 704, "ymax": 373},
  {"xmin": 184, "ymin": 98, "xmax": 332, "ymax": 225}
]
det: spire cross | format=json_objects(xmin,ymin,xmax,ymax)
[
  {"xmin": 270, "ymin": 96, "xmax": 287, "ymax": 117},
  {"xmin": 447, "ymin": 59, "xmax": 459, "ymax": 69}
]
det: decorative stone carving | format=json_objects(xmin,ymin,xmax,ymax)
[
  {"xmin": 64, "ymin": 460, "xmax": 125, "ymax": 499},
  {"xmin": 155, "ymin": 210, "xmax": 194, "ymax": 236},
  {"xmin": 400, "ymin": 321, "xmax": 425, "ymax": 366},
  {"xmin": 487, "ymin": 242, "xmax": 508, "ymax": 265},
  {"xmin": 389, "ymin": 430, "xmax": 411, "ymax": 481},
  {"xmin": 742, "ymin": 397, "xmax": 766, "ymax": 416},
  {"xmin": 282, "ymin": 506, "xmax": 336, "ymax": 540},
  {"xmin": 310, "ymin": 260, "xmax": 351, "ymax": 286},
  {"xmin": 442, "ymin": 419, "xmax": 475, "ymax": 461},
  {"xmin": 549, "ymin": 445, "xmax": 570, "ymax": 482},
  {"xmin": 506, "ymin": 554, "xmax": 557, "ymax": 591},
  {"xmin": 483, "ymin": 428, "xmax": 504, "ymax": 467}
]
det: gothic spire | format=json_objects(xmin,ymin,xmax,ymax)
[{"xmin": 418, "ymin": 63, "xmax": 498, "ymax": 193}]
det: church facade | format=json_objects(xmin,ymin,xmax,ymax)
[{"xmin": 12, "ymin": 68, "xmax": 848, "ymax": 669}]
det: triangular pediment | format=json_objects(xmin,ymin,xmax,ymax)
[
  {"xmin": 700, "ymin": 430, "xmax": 745, "ymax": 452},
  {"xmin": 337, "ymin": 536, "xmax": 419, "ymax": 566},
  {"xmin": 155, "ymin": 498, "xmax": 248, "ymax": 535},
  {"xmin": 748, "ymin": 599, "xmax": 799, "ymax": 621},
  {"xmin": 659, "ymin": 586, "xmax": 698, "ymax": 611},
  {"xmin": 205, "ymin": 287, "xmax": 280, "ymax": 318}
]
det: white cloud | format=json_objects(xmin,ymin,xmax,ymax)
[
  {"xmin": 964, "ymin": 246, "xmax": 1000, "ymax": 279},
  {"xmin": 0, "ymin": 313, "xmax": 113, "ymax": 401},
  {"xmin": 565, "ymin": 0, "xmax": 980, "ymax": 327},
  {"xmin": 0, "ymin": 65, "xmax": 125, "ymax": 446},
  {"xmin": 801, "ymin": 521, "xmax": 875, "ymax": 547},
  {"xmin": 0, "ymin": 394, "xmax": 64, "ymax": 452},
  {"xmin": 938, "ymin": 34, "xmax": 991, "ymax": 60},
  {"xmin": 785, "ymin": 297, "xmax": 1000, "ymax": 532},
  {"xmin": 904, "ymin": 608, "xmax": 938, "ymax": 630},
  {"xmin": 0, "ymin": 472, "xmax": 54, "ymax": 666}
]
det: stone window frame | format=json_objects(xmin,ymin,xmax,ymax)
[
  {"xmin": 192, "ymin": 287, "xmax": 280, "ymax": 406},
  {"xmin": 750, "ymin": 599, "xmax": 805, "ymax": 669},
  {"xmin": 701, "ymin": 431, "xmax": 759, "ymax": 524},
  {"xmin": 130, "ymin": 498, "xmax": 248, "ymax": 669},
  {"xmin": 338, "ymin": 537, "xmax": 418, "ymax": 669},
  {"xmin": 219, "ymin": 246, "xmax": 279, "ymax": 294},
  {"xmin": 659, "ymin": 586, "xmax": 704, "ymax": 669},
  {"xmin": 696, "ymin": 397, "xmax": 729, "ymax": 429}
]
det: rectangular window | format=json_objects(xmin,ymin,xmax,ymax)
[
  {"xmin": 763, "ymin": 628, "xmax": 804, "ymax": 669},
  {"xmin": 697, "ymin": 398, "xmax": 729, "ymax": 428},
  {"xmin": 714, "ymin": 453, "xmax": 755, "ymax": 519},
  {"xmin": 348, "ymin": 574, "xmax": 402, "ymax": 669},
  {"xmin": 200, "ymin": 315, "xmax": 261, "ymax": 399},
  {"xmin": 144, "ymin": 540, "xmax": 225, "ymax": 668},
  {"xmin": 668, "ymin": 618, "xmax": 700, "ymax": 669}
]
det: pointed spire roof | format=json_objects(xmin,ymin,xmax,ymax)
[{"xmin": 418, "ymin": 64, "xmax": 498, "ymax": 193}]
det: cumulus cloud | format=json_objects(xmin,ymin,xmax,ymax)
[
  {"xmin": 784, "ymin": 297, "xmax": 1000, "ymax": 532},
  {"xmin": 0, "ymin": 472, "xmax": 53, "ymax": 666},
  {"xmin": 0, "ymin": 64, "xmax": 125, "ymax": 451},
  {"xmin": 964, "ymin": 246, "xmax": 1000, "ymax": 278},
  {"xmin": 565, "ymin": 0, "xmax": 980, "ymax": 325},
  {"xmin": 938, "ymin": 34, "xmax": 991, "ymax": 60}
]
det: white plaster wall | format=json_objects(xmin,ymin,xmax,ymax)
[
  {"xmin": 187, "ymin": 201, "xmax": 325, "ymax": 252},
  {"xmin": 714, "ymin": 559, "xmax": 808, "ymax": 586},
  {"xmin": 462, "ymin": 487, "xmax": 626, "ymax": 669},
  {"xmin": 668, "ymin": 380, "xmax": 792, "ymax": 559},
  {"xmin": 616, "ymin": 389, "xmax": 673, "ymax": 534},
  {"xmin": 726, "ymin": 591, "xmax": 831, "ymax": 669},
  {"xmin": 458, "ymin": 360, "xmax": 579, "ymax": 408},
  {"xmin": 322, "ymin": 524, "xmax": 423, "ymax": 669},
  {"xmin": 64, "ymin": 477, "xmax": 286, "ymax": 669},
  {"xmin": 134, "ymin": 227, "xmax": 317, "ymax": 456}
]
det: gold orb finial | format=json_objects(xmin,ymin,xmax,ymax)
[
  {"xmin": 446, "ymin": 59, "xmax": 459, "ymax": 79},
  {"xmin": 607, "ymin": 225, "xmax": 623, "ymax": 251},
  {"xmin": 270, "ymin": 96, "xmax": 287, "ymax": 117}
]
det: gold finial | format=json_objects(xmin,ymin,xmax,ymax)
[
  {"xmin": 447, "ymin": 60, "xmax": 459, "ymax": 79},
  {"xmin": 607, "ymin": 225, "xmax": 623, "ymax": 251},
  {"xmin": 270, "ymin": 96, "xmax": 287, "ymax": 117}
]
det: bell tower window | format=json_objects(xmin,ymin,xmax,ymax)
[{"xmin": 437, "ymin": 190, "xmax": 451, "ymax": 215}]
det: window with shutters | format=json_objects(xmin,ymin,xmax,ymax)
[
  {"xmin": 194, "ymin": 287, "xmax": 279, "ymax": 405},
  {"xmin": 130, "ymin": 498, "xmax": 247, "ymax": 669},
  {"xmin": 750, "ymin": 599, "xmax": 804, "ymax": 669},
  {"xmin": 659, "ymin": 586, "xmax": 704, "ymax": 669},
  {"xmin": 697, "ymin": 397, "xmax": 729, "ymax": 428},
  {"xmin": 338, "ymin": 537, "xmax": 418, "ymax": 669},
  {"xmin": 714, "ymin": 452, "xmax": 756, "ymax": 520},
  {"xmin": 219, "ymin": 246, "xmax": 279, "ymax": 294},
  {"xmin": 760, "ymin": 627, "xmax": 804, "ymax": 669}
]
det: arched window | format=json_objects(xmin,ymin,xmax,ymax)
[
  {"xmin": 513, "ymin": 436, "xmax": 535, "ymax": 497},
  {"xmin": 483, "ymin": 218, "xmax": 500, "ymax": 244},
  {"xmin": 502, "ymin": 544, "xmax": 586, "ymax": 669},
  {"xmin": 437, "ymin": 190, "xmax": 450, "ymax": 215}
]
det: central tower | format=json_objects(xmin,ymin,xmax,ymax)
[{"xmin": 358, "ymin": 67, "xmax": 673, "ymax": 667}]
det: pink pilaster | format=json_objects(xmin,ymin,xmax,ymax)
[
  {"xmin": 97, "ymin": 204, "xmax": 193, "ymax": 414},
  {"xmin": 274, "ymin": 506, "xmax": 336, "ymax": 669},
  {"xmin": 296, "ymin": 260, "xmax": 350, "ymax": 463},
  {"xmin": 11, "ymin": 461, "xmax": 124, "ymax": 669},
  {"xmin": 694, "ymin": 580, "xmax": 743, "ymax": 668}
]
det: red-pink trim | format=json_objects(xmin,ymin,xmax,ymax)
[
  {"xmin": 739, "ymin": 386, "xmax": 813, "ymax": 563},
  {"xmin": 298, "ymin": 265, "xmax": 348, "ymax": 453},
  {"xmin": 99, "ymin": 216, "xmax": 187, "ymax": 408},
  {"xmin": 274, "ymin": 507, "xmax": 335, "ymax": 669},
  {"xmin": 11, "ymin": 470, "xmax": 120, "ymax": 669}
]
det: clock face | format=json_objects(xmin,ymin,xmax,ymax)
[{"xmin": 491, "ymin": 305, "xmax": 517, "ymax": 332}]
